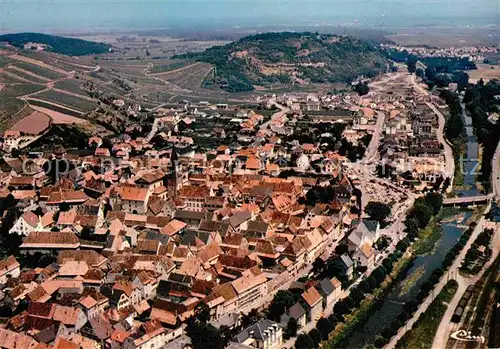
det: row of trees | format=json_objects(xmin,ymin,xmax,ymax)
[
  {"xmin": 295, "ymin": 316, "xmax": 338, "ymax": 348},
  {"xmin": 404, "ymin": 192, "xmax": 444, "ymax": 240},
  {"xmin": 463, "ymin": 79, "xmax": 500, "ymax": 190},
  {"xmin": 293, "ymin": 242, "xmax": 412, "ymax": 349},
  {"xmin": 440, "ymin": 89, "xmax": 465, "ymax": 142},
  {"xmin": 273, "ymin": 196, "xmax": 445, "ymax": 348}
]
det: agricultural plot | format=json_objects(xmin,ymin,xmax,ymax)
[
  {"xmin": 468, "ymin": 63, "xmax": 500, "ymax": 83},
  {"xmin": 35, "ymin": 90, "xmax": 97, "ymax": 112},
  {"xmin": 13, "ymin": 61, "xmax": 65, "ymax": 80},
  {"xmin": 4, "ymin": 66, "xmax": 48, "ymax": 83},
  {"xmin": 25, "ymin": 99, "xmax": 84, "ymax": 117},
  {"xmin": 0, "ymin": 56, "xmax": 15, "ymax": 68},
  {"xmin": 149, "ymin": 59, "xmax": 195, "ymax": 74},
  {"xmin": 10, "ymin": 111, "xmax": 51, "ymax": 135},
  {"xmin": 0, "ymin": 71, "xmax": 27, "ymax": 84},
  {"xmin": 8, "ymin": 54, "xmax": 69, "ymax": 75},
  {"xmin": 99, "ymin": 59, "xmax": 149, "ymax": 69},
  {"xmin": 0, "ymin": 104, "xmax": 35, "ymax": 131},
  {"xmin": 8, "ymin": 83, "xmax": 47, "ymax": 96},
  {"xmin": 54, "ymin": 79, "xmax": 87, "ymax": 96},
  {"xmin": 54, "ymin": 61, "xmax": 93, "ymax": 73},
  {"xmin": 22, "ymin": 50, "xmax": 95, "ymax": 67},
  {"xmin": 153, "ymin": 62, "xmax": 213, "ymax": 89},
  {"xmin": 0, "ymin": 83, "xmax": 46, "ymax": 127}
]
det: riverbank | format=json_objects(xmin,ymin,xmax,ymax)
[
  {"xmin": 323, "ymin": 253, "xmax": 415, "ymax": 348},
  {"xmin": 395, "ymin": 279, "xmax": 458, "ymax": 349},
  {"xmin": 412, "ymin": 207, "xmax": 461, "ymax": 256}
]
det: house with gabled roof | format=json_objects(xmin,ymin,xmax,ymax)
[
  {"xmin": 354, "ymin": 241, "xmax": 376, "ymax": 268},
  {"xmin": 316, "ymin": 277, "xmax": 341, "ymax": 308},
  {"xmin": 233, "ymin": 319, "xmax": 283, "ymax": 349},
  {"xmin": 347, "ymin": 218, "xmax": 380, "ymax": 252},
  {"xmin": 231, "ymin": 266, "xmax": 268, "ymax": 313},
  {"xmin": 9, "ymin": 211, "xmax": 39, "ymax": 236},
  {"xmin": 0, "ymin": 255, "xmax": 20, "ymax": 285},
  {"xmin": 300, "ymin": 286, "xmax": 323, "ymax": 321},
  {"xmin": 20, "ymin": 231, "xmax": 80, "ymax": 255},
  {"xmin": 281, "ymin": 301, "xmax": 306, "ymax": 328},
  {"xmin": 340, "ymin": 254, "xmax": 354, "ymax": 280}
]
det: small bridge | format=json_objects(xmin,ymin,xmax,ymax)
[{"xmin": 443, "ymin": 194, "xmax": 494, "ymax": 206}]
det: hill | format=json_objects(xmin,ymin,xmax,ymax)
[
  {"xmin": 0, "ymin": 33, "xmax": 110, "ymax": 56},
  {"xmin": 177, "ymin": 32, "xmax": 390, "ymax": 92}
]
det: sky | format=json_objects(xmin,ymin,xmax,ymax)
[{"xmin": 1, "ymin": 0, "xmax": 499, "ymax": 34}]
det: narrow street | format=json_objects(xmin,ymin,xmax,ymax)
[{"xmin": 408, "ymin": 73, "xmax": 455, "ymax": 180}]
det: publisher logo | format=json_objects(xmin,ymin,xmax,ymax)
[{"xmin": 450, "ymin": 330, "xmax": 485, "ymax": 344}]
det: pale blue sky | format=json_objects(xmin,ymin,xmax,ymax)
[{"xmin": 1, "ymin": 0, "xmax": 498, "ymax": 33}]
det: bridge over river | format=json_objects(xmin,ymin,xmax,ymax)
[{"xmin": 442, "ymin": 194, "xmax": 494, "ymax": 206}]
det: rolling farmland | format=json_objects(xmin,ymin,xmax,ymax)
[
  {"xmin": 12, "ymin": 61, "xmax": 65, "ymax": 80},
  {"xmin": 34, "ymin": 90, "xmax": 97, "ymax": 112},
  {"xmin": 149, "ymin": 59, "xmax": 195, "ymax": 74},
  {"xmin": 149, "ymin": 62, "xmax": 213, "ymax": 90}
]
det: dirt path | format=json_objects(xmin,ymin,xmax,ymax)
[{"xmin": 54, "ymin": 58, "xmax": 100, "ymax": 72}]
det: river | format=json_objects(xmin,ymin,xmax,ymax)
[
  {"xmin": 343, "ymin": 211, "xmax": 472, "ymax": 348},
  {"xmin": 457, "ymin": 101, "xmax": 480, "ymax": 196}
]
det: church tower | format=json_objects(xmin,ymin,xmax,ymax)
[{"xmin": 167, "ymin": 146, "xmax": 182, "ymax": 198}]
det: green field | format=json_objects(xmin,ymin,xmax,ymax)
[
  {"xmin": 0, "ymin": 83, "xmax": 46, "ymax": 127},
  {"xmin": 149, "ymin": 59, "xmax": 195, "ymax": 74},
  {"xmin": 0, "ymin": 71, "xmax": 27, "ymax": 84},
  {"xmin": 0, "ymin": 56, "xmax": 15, "ymax": 68},
  {"xmin": 13, "ymin": 61, "xmax": 65, "ymax": 80},
  {"xmin": 54, "ymin": 79, "xmax": 87, "ymax": 95},
  {"xmin": 154, "ymin": 62, "xmax": 213, "ymax": 89},
  {"xmin": 35, "ymin": 90, "xmax": 96, "ymax": 112},
  {"xmin": 5, "ymin": 67, "xmax": 48, "ymax": 83}
]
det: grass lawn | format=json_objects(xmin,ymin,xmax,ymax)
[{"xmin": 395, "ymin": 279, "xmax": 458, "ymax": 349}]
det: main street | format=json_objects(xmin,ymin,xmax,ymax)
[
  {"xmin": 492, "ymin": 140, "xmax": 500, "ymax": 200},
  {"xmin": 409, "ymin": 73, "xmax": 455, "ymax": 180}
]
